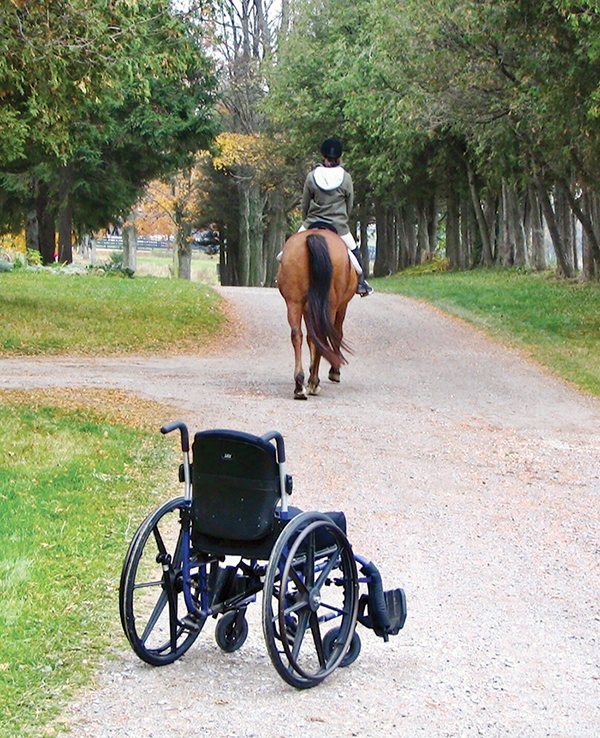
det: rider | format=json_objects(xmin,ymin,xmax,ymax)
[{"xmin": 300, "ymin": 138, "xmax": 374, "ymax": 297}]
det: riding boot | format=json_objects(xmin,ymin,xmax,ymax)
[{"xmin": 351, "ymin": 248, "xmax": 374, "ymax": 296}]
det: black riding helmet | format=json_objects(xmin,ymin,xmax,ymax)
[{"xmin": 321, "ymin": 138, "xmax": 342, "ymax": 159}]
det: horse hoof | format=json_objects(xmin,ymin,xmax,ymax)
[
  {"xmin": 294, "ymin": 388, "xmax": 308, "ymax": 400},
  {"xmin": 308, "ymin": 384, "xmax": 321, "ymax": 396},
  {"xmin": 328, "ymin": 368, "xmax": 341, "ymax": 383}
]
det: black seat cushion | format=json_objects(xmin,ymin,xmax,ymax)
[{"xmin": 191, "ymin": 505, "xmax": 347, "ymax": 560}]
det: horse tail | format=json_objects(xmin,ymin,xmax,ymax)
[{"xmin": 305, "ymin": 234, "xmax": 348, "ymax": 368}]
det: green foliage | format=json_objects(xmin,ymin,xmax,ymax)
[
  {"xmin": 0, "ymin": 394, "xmax": 176, "ymax": 737},
  {"xmin": 376, "ymin": 268, "xmax": 600, "ymax": 395},
  {"xmin": 268, "ymin": 0, "xmax": 600, "ymax": 206},
  {"xmin": 99, "ymin": 252, "xmax": 134, "ymax": 278},
  {"xmin": 0, "ymin": 0, "xmax": 218, "ymax": 235},
  {"xmin": 0, "ymin": 272, "xmax": 226, "ymax": 355}
]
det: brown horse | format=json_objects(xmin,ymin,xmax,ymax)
[{"xmin": 277, "ymin": 229, "xmax": 358, "ymax": 399}]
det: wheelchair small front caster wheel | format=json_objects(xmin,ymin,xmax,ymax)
[
  {"xmin": 323, "ymin": 627, "xmax": 361, "ymax": 667},
  {"xmin": 215, "ymin": 610, "xmax": 248, "ymax": 653}
]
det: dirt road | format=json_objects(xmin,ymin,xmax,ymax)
[{"xmin": 2, "ymin": 287, "xmax": 600, "ymax": 737}]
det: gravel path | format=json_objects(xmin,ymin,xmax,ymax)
[{"xmin": 2, "ymin": 287, "xmax": 600, "ymax": 737}]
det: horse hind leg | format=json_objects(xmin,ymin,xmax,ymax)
[
  {"xmin": 291, "ymin": 325, "xmax": 307, "ymax": 400},
  {"xmin": 328, "ymin": 303, "xmax": 348, "ymax": 384},
  {"xmin": 307, "ymin": 339, "xmax": 322, "ymax": 396}
]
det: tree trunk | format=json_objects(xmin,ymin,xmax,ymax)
[
  {"xmin": 507, "ymin": 184, "xmax": 527, "ymax": 268},
  {"xmin": 483, "ymin": 192, "xmax": 499, "ymax": 264},
  {"xmin": 467, "ymin": 164, "xmax": 493, "ymax": 267},
  {"xmin": 562, "ymin": 181, "xmax": 600, "ymax": 277},
  {"xmin": 534, "ymin": 173, "xmax": 574, "ymax": 278},
  {"xmin": 247, "ymin": 182, "xmax": 265, "ymax": 286},
  {"xmin": 427, "ymin": 190, "xmax": 439, "ymax": 255},
  {"xmin": 498, "ymin": 180, "xmax": 513, "ymax": 266},
  {"xmin": 446, "ymin": 187, "xmax": 460, "ymax": 270},
  {"xmin": 581, "ymin": 189, "xmax": 599, "ymax": 281},
  {"xmin": 460, "ymin": 192, "xmax": 472, "ymax": 269},
  {"xmin": 373, "ymin": 198, "xmax": 393, "ymax": 277},
  {"xmin": 26, "ymin": 208, "xmax": 38, "ymax": 254},
  {"xmin": 122, "ymin": 221, "xmax": 138, "ymax": 274},
  {"xmin": 263, "ymin": 188, "xmax": 286, "ymax": 287},
  {"xmin": 403, "ymin": 202, "xmax": 417, "ymax": 267},
  {"xmin": 58, "ymin": 165, "xmax": 73, "ymax": 263},
  {"xmin": 555, "ymin": 183, "xmax": 575, "ymax": 275},
  {"xmin": 528, "ymin": 185, "xmax": 546, "ymax": 271},
  {"xmin": 36, "ymin": 182, "xmax": 56, "ymax": 265},
  {"xmin": 238, "ymin": 180, "xmax": 251, "ymax": 285}
]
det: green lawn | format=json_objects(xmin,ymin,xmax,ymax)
[
  {"xmin": 0, "ymin": 390, "xmax": 178, "ymax": 737},
  {"xmin": 374, "ymin": 266, "xmax": 600, "ymax": 396},
  {"xmin": 0, "ymin": 270, "xmax": 226, "ymax": 356}
]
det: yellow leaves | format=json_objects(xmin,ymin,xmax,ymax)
[
  {"xmin": 0, "ymin": 232, "xmax": 26, "ymax": 253},
  {"xmin": 212, "ymin": 132, "xmax": 268, "ymax": 171}
]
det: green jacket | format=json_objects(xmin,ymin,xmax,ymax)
[{"xmin": 301, "ymin": 165, "xmax": 354, "ymax": 236}]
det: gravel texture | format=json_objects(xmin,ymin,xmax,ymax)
[{"xmin": 2, "ymin": 286, "xmax": 600, "ymax": 737}]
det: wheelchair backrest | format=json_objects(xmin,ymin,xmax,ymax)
[{"xmin": 191, "ymin": 429, "xmax": 281, "ymax": 541}]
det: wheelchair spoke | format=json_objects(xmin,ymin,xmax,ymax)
[
  {"xmin": 287, "ymin": 564, "xmax": 309, "ymax": 596},
  {"xmin": 132, "ymin": 579, "xmax": 162, "ymax": 589},
  {"xmin": 152, "ymin": 524, "xmax": 168, "ymax": 557},
  {"xmin": 303, "ymin": 531, "xmax": 315, "ymax": 588},
  {"xmin": 290, "ymin": 610, "xmax": 310, "ymax": 659},
  {"xmin": 141, "ymin": 590, "xmax": 168, "ymax": 644},
  {"xmin": 314, "ymin": 545, "xmax": 342, "ymax": 590},
  {"xmin": 309, "ymin": 611, "xmax": 326, "ymax": 667}
]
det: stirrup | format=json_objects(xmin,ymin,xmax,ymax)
[{"xmin": 357, "ymin": 280, "xmax": 374, "ymax": 297}]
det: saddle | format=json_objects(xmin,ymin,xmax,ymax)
[{"xmin": 308, "ymin": 221, "xmax": 338, "ymax": 234}]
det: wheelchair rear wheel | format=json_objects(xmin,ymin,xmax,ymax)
[
  {"xmin": 119, "ymin": 497, "xmax": 202, "ymax": 665},
  {"xmin": 262, "ymin": 511, "xmax": 359, "ymax": 689}
]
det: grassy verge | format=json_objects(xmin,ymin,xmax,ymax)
[
  {"xmin": 374, "ymin": 266, "xmax": 600, "ymax": 396},
  {"xmin": 0, "ymin": 389, "xmax": 179, "ymax": 738},
  {"xmin": 0, "ymin": 271, "xmax": 226, "ymax": 356}
]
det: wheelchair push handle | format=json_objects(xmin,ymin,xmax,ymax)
[
  {"xmin": 161, "ymin": 421, "xmax": 190, "ymax": 453},
  {"xmin": 260, "ymin": 430, "xmax": 286, "ymax": 463}
]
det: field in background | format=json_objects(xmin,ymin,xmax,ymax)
[{"xmin": 74, "ymin": 248, "xmax": 220, "ymax": 285}]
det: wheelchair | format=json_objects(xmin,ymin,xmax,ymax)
[{"xmin": 119, "ymin": 421, "xmax": 407, "ymax": 689}]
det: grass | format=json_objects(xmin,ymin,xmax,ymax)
[
  {"xmin": 96, "ymin": 249, "xmax": 220, "ymax": 285},
  {"xmin": 0, "ymin": 389, "xmax": 179, "ymax": 737},
  {"xmin": 0, "ymin": 270, "xmax": 226, "ymax": 356},
  {"xmin": 373, "ymin": 266, "xmax": 600, "ymax": 396}
]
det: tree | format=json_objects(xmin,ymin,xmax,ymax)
[{"xmin": 0, "ymin": 0, "xmax": 217, "ymax": 264}]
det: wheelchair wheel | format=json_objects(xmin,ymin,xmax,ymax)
[
  {"xmin": 120, "ymin": 497, "xmax": 202, "ymax": 666},
  {"xmin": 215, "ymin": 609, "xmax": 249, "ymax": 653},
  {"xmin": 262, "ymin": 511, "xmax": 359, "ymax": 689}
]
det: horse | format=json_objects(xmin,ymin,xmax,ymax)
[{"xmin": 277, "ymin": 228, "xmax": 358, "ymax": 399}]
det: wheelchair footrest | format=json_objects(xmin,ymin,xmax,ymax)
[
  {"xmin": 181, "ymin": 612, "xmax": 205, "ymax": 632},
  {"xmin": 357, "ymin": 560, "xmax": 407, "ymax": 641},
  {"xmin": 382, "ymin": 588, "xmax": 407, "ymax": 636}
]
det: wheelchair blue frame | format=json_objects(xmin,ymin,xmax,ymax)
[{"xmin": 119, "ymin": 421, "xmax": 406, "ymax": 689}]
